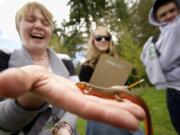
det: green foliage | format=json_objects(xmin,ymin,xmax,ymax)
[
  {"xmin": 77, "ymin": 118, "xmax": 86, "ymax": 135},
  {"xmin": 137, "ymin": 86, "xmax": 177, "ymax": 135},
  {"xmin": 116, "ymin": 23, "xmax": 146, "ymax": 83},
  {"xmin": 67, "ymin": 0, "xmax": 108, "ymax": 33},
  {"xmin": 50, "ymin": 21, "xmax": 85, "ymax": 57},
  {"xmin": 129, "ymin": 0, "xmax": 160, "ymax": 46},
  {"xmin": 49, "ymin": 21, "xmax": 66, "ymax": 53},
  {"xmin": 60, "ymin": 27, "xmax": 85, "ymax": 57},
  {"xmin": 57, "ymin": 0, "xmax": 131, "ymax": 61},
  {"xmin": 49, "ymin": 35, "xmax": 61, "ymax": 53}
]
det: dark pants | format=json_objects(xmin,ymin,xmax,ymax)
[{"xmin": 167, "ymin": 88, "xmax": 180, "ymax": 135}]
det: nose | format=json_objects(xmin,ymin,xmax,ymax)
[
  {"xmin": 101, "ymin": 37, "xmax": 106, "ymax": 42},
  {"xmin": 34, "ymin": 20, "xmax": 43, "ymax": 30}
]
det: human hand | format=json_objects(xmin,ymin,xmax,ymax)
[
  {"xmin": 54, "ymin": 128, "xmax": 71, "ymax": 135},
  {"xmin": 0, "ymin": 65, "xmax": 145, "ymax": 131},
  {"xmin": 52, "ymin": 121, "xmax": 73, "ymax": 135}
]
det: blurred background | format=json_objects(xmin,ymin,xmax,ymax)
[{"xmin": 0, "ymin": 0, "xmax": 179, "ymax": 134}]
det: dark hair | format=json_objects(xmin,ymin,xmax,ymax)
[{"xmin": 153, "ymin": 0, "xmax": 179, "ymax": 18}]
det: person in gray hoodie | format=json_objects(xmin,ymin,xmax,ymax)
[{"xmin": 141, "ymin": 0, "xmax": 180, "ymax": 134}]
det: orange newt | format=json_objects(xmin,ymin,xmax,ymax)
[{"xmin": 76, "ymin": 82, "xmax": 153, "ymax": 135}]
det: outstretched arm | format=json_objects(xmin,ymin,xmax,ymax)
[{"xmin": 0, "ymin": 65, "xmax": 145, "ymax": 131}]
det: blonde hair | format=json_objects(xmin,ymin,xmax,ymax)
[
  {"xmin": 85, "ymin": 26, "xmax": 118, "ymax": 68},
  {"xmin": 15, "ymin": 2, "xmax": 53, "ymax": 32}
]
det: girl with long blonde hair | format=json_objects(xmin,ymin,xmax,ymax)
[{"xmin": 79, "ymin": 26, "xmax": 144, "ymax": 135}]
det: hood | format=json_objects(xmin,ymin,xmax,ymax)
[
  {"xmin": 148, "ymin": 0, "xmax": 169, "ymax": 27},
  {"xmin": 148, "ymin": 0, "xmax": 180, "ymax": 27}
]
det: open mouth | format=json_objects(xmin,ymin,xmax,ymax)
[{"xmin": 31, "ymin": 33, "xmax": 45, "ymax": 40}]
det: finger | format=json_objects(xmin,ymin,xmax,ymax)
[
  {"xmin": 34, "ymin": 82, "xmax": 140, "ymax": 131},
  {"xmin": 0, "ymin": 66, "xmax": 52, "ymax": 98},
  {"xmin": 53, "ymin": 74, "xmax": 80, "ymax": 93},
  {"xmin": 86, "ymin": 95, "xmax": 145, "ymax": 121},
  {"xmin": 55, "ymin": 129, "xmax": 72, "ymax": 135},
  {"xmin": 0, "ymin": 68, "xmax": 32, "ymax": 97},
  {"xmin": 59, "ymin": 91, "xmax": 140, "ymax": 131}
]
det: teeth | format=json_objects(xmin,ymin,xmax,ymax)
[{"xmin": 31, "ymin": 33, "xmax": 45, "ymax": 39}]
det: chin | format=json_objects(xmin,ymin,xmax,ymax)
[
  {"xmin": 30, "ymin": 45, "xmax": 46, "ymax": 50},
  {"xmin": 99, "ymin": 49, "xmax": 108, "ymax": 53},
  {"xmin": 100, "ymin": 47, "xmax": 109, "ymax": 52}
]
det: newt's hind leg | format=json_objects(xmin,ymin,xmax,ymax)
[{"xmin": 114, "ymin": 94, "xmax": 123, "ymax": 102}]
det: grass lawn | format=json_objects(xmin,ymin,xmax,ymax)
[{"xmin": 76, "ymin": 86, "xmax": 177, "ymax": 135}]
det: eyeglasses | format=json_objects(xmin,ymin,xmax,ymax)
[{"xmin": 94, "ymin": 35, "xmax": 111, "ymax": 42}]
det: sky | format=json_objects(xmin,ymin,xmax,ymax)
[{"xmin": 0, "ymin": 0, "xmax": 70, "ymax": 41}]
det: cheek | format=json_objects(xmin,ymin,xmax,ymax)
[
  {"xmin": 47, "ymin": 30, "xmax": 52, "ymax": 38},
  {"xmin": 94, "ymin": 41, "xmax": 101, "ymax": 49},
  {"xmin": 18, "ymin": 24, "xmax": 30, "ymax": 39},
  {"xmin": 157, "ymin": 16, "xmax": 166, "ymax": 23},
  {"xmin": 103, "ymin": 43, "xmax": 110, "ymax": 50},
  {"xmin": 19, "ymin": 28, "xmax": 27, "ymax": 41},
  {"xmin": 46, "ymin": 28, "xmax": 52, "ymax": 39},
  {"xmin": 172, "ymin": 12, "xmax": 178, "ymax": 17}
]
